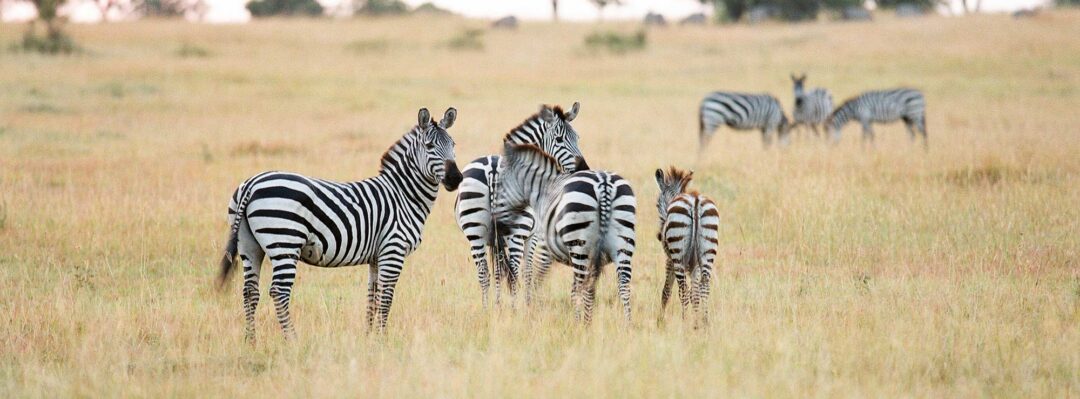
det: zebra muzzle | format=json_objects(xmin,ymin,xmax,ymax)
[
  {"xmin": 574, "ymin": 156, "xmax": 590, "ymax": 172},
  {"xmin": 443, "ymin": 160, "xmax": 462, "ymax": 191}
]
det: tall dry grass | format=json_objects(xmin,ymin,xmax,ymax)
[{"xmin": 0, "ymin": 11, "xmax": 1078, "ymax": 397}]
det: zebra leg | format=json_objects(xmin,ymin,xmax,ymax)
[
  {"xmin": 503, "ymin": 213, "xmax": 533, "ymax": 298},
  {"xmin": 861, "ymin": 122, "xmax": 875, "ymax": 148},
  {"xmin": 582, "ymin": 270, "xmax": 600, "ymax": 326},
  {"xmin": 676, "ymin": 269, "xmax": 690, "ymax": 319},
  {"xmin": 904, "ymin": 118, "xmax": 918, "ymax": 144},
  {"xmin": 472, "ymin": 247, "xmax": 490, "ymax": 308},
  {"xmin": 614, "ymin": 248, "xmax": 633, "ymax": 324},
  {"xmin": 267, "ymin": 253, "xmax": 299, "ymax": 341},
  {"xmin": 810, "ymin": 124, "xmax": 821, "ymax": 138},
  {"xmin": 699, "ymin": 261, "xmax": 714, "ymax": 328},
  {"xmin": 659, "ymin": 259, "xmax": 676, "ymax": 324},
  {"xmin": 569, "ymin": 250, "xmax": 589, "ymax": 322},
  {"xmin": 689, "ymin": 267, "xmax": 703, "ymax": 328},
  {"xmin": 376, "ymin": 252, "xmax": 405, "ymax": 332},
  {"xmin": 917, "ymin": 117, "xmax": 929, "ymax": 150},
  {"xmin": 238, "ymin": 220, "xmax": 264, "ymax": 343},
  {"xmin": 760, "ymin": 128, "xmax": 774, "ymax": 149},
  {"xmin": 366, "ymin": 264, "xmax": 379, "ymax": 332}
]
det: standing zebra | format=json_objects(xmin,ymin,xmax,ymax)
[
  {"xmin": 654, "ymin": 167, "xmax": 719, "ymax": 327},
  {"xmin": 699, "ymin": 91, "xmax": 791, "ymax": 150},
  {"xmin": 499, "ymin": 143, "xmax": 636, "ymax": 324},
  {"xmin": 217, "ymin": 107, "xmax": 463, "ymax": 340},
  {"xmin": 826, "ymin": 88, "xmax": 927, "ymax": 148},
  {"xmin": 454, "ymin": 103, "xmax": 588, "ymax": 307},
  {"xmin": 790, "ymin": 73, "xmax": 833, "ymax": 137}
]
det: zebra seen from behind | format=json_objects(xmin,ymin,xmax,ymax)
[
  {"xmin": 699, "ymin": 91, "xmax": 791, "ymax": 150},
  {"xmin": 455, "ymin": 103, "xmax": 588, "ymax": 307},
  {"xmin": 654, "ymin": 167, "xmax": 719, "ymax": 328},
  {"xmin": 217, "ymin": 107, "xmax": 463, "ymax": 340},
  {"xmin": 498, "ymin": 143, "xmax": 636, "ymax": 324},
  {"xmin": 790, "ymin": 73, "xmax": 833, "ymax": 137},
  {"xmin": 826, "ymin": 88, "xmax": 927, "ymax": 148}
]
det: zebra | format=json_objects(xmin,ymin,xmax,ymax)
[
  {"xmin": 216, "ymin": 107, "xmax": 463, "ymax": 340},
  {"xmin": 498, "ymin": 143, "xmax": 636, "ymax": 324},
  {"xmin": 698, "ymin": 91, "xmax": 791, "ymax": 150},
  {"xmin": 790, "ymin": 73, "xmax": 833, "ymax": 137},
  {"xmin": 454, "ymin": 103, "xmax": 588, "ymax": 307},
  {"xmin": 654, "ymin": 167, "xmax": 719, "ymax": 327},
  {"xmin": 825, "ymin": 88, "xmax": 927, "ymax": 148}
]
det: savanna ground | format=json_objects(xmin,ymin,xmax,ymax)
[{"xmin": 1, "ymin": 11, "xmax": 1079, "ymax": 397}]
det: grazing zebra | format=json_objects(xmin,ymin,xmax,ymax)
[
  {"xmin": 826, "ymin": 88, "xmax": 927, "ymax": 148},
  {"xmin": 499, "ymin": 143, "xmax": 636, "ymax": 324},
  {"xmin": 217, "ymin": 107, "xmax": 463, "ymax": 340},
  {"xmin": 790, "ymin": 73, "xmax": 833, "ymax": 137},
  {"xmin": 454, "ymin": 103, "xmax": 588, "ymax": 307},
  {"xmin": 654, "ymin": 167, "xmax": 719, "ymax": 327},
  {"xmin": 699, "ymin": 91, "xmax": 791, "ymax": 150}
]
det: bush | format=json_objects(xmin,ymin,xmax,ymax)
[
  {"xmin": 875, "ymin": 0, "xmax": 936, "ymax": 9},
  {"xmin": 19, "ymin": 29, "xmax": 77, "ymax": 54},
  {"xmin": 706, "ymin": 0, "xmax": 862, "ymax": 22},
  {"xmin": 445, "ymin": 29, "xmax": 484, "ymax": 51},
  {"xmin": 138, "ymin": 0, "xmax": 186, "ymax": 17},
  {"xmin": 247, "ymin": 0, "xmax": 323, "ymax": 17},
  {"xmin": 584, "ymin": 30, "xmax": 647, "ymax": 54},
  {"xmin": 358, "ymin": 0, "xmax": 410, "ymax": 15}
]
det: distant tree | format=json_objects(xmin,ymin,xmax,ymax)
[
  {"xmin": 875, "ymin": 0, "xmax": 938, "ymax": 10},
  {"xmin": 22, "ymin": 0, "xmax": 76, "ymax": 54},
  {"xmin": 1059, "ymin": 0, "xmax": 1080, "ymax": 5},
  {"xmin": 357, "ymin": 0, "xmax": 409, "ymax": 15},
  {"xmin": 247, "ymin": 0, "xmax": 323, "ymax": 16},
  {"xmin": 137, "ymin": 0, "xmax": 187, "ymax": 16},
  {"xmin": 552, "ymin": 0, "xmax": 559, "ymax": 21},
  {"xmin": 590, "ymin": 0, "xmax": 623, "ymax": 21}
]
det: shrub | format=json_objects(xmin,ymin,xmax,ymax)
[
  {"xmin": 445, "ymin": 29, "xmax": 484, "ymax": 51},
  {"xmin": 176, "ymin": 43, "xmax": 212, "ymax": 58},
  {"xmin": 584, "ymin": 30, "xmax": 646, "ymax": 54},
  {"xmin": 358, "ymin": 0, "xmax": 410, "ymax": 15},
  {"xmin": 247, "ymin": 0, "xmax": 323, "ymax": 17}
]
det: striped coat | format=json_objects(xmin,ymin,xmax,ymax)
[
  {"xmin": 826, "ymin": 88, "xmax": 927, "ymax": 147},
  {"xmin": 217, "ymin": 107, "xmax": 462, "ymax": 340},
  {"xmin": 699, "ymin": 91, "xmax": 791, "ymax": 149},
  {"xmin": 499, "ymin": 143, "xmax": 636, "ymax": 324},
  {"xmin": 654, "ymin": 167, "xmax": 719, "ymax": 327},
  {"xmin": 454, "ymin": 103, "xmax": 587, "ymax": 307},
  {"xmin": 791, "ymin": 74, "xmax": 833, "ymax": 136}
]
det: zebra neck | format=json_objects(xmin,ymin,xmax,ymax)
[
  {"xmin": 504, "ymin": 117, "xmax": 544, "ymax": 145},
  {"xmin": 377, "ymin": 147, "xmax": 440, "ymax": 213}
]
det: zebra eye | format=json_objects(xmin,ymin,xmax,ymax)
[
  {"xmin": 425, "ymin": 141, "xmax": 435, "ymax": 150},
  {"xmin": 554, "ymin": 136, "xmax": 565, "ymax": 143}
]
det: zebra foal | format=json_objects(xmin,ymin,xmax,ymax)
[
  {"xmin": 454, "ymin": 103, "xmax": 588, "ymax": 307},
  {"xmin": 826, "ymin": 88, "xmax": 927, "ymax": 148},
  {"xmin": 654, "ymin": 167, "xmax": 719, "ymax": 327},
  {"xmin": 499, "ymin": 143, "xmax": 636, "ymax": 324},
  {"xmin": 217, "ymin": 107, "xmax": 463, "ymax": 340}
]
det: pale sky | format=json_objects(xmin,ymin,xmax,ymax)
[{"xmin": 401, "ymin": 0, "xmax": 710, "ymax": 21}]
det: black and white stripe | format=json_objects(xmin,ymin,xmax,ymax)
[
  {"xmin": 654, "ymin": 167, "xmax": 719, "ymax": 328},
  {"xmin": 217, "ymin": 107, "xmax": 463, "ymax": 340},
  {"xmin": 454, "ymin": 103, "xmax": 587, "ymax": 307},
  {"xmin": 499, "ymin": 144, "xmax": 635, "ymax": 324},
  {"xmin": 826, "ymin": 88, "xmax": 927, "ymax": 147},
  {"xmin": 699, "ymin": 91, "xmax": 791, "ymax": 149},
  {"xmin": 791, "ymin": 74, "xmax": 833, "ymax": 137}
]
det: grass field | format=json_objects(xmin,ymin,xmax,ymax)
[{"xmin": 1, "ymin": 11, "xmax": 1078, "ymax": 397}]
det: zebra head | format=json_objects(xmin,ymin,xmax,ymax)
[
  {"xmin": 499, "ymin": 143, "xmax": 566, "ymax": 213},
  {"xmin": 415, "ymin": 107, "xmax": 463, "ymax": 191},
  {"xmin": 654, "ymin": 167, "xmax": 693, "ymax": 223},
  {"xmin": 537, "ymin": 102, "xmax": 589, "ymax": 172},
  {"xmin": 791, "ymin": 73, "xmax": 807, "ymax": 98}
]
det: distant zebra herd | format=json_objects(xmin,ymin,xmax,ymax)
[
  {"xmin": 700, "ymin": 74, "xmax": 928, "ymax": 149},
  {"xmin": 216, "ymin": 76, "xmax": 928, "ymax": 340}
]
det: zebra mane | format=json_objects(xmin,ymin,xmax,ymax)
[
  {"xmin": 503, "ymin": 143, "xmax": 564, "ymax": 174},
  {"xmin": 502, "ymin": 105, "xmax": 569, "ymax": 144},
  {"xmin": 661, "ymin": 166, "xmax": 693, "ymax": 193},
  {"xmin": 378, "ymin": 126, "xmax": 423, "ymax": 173}
]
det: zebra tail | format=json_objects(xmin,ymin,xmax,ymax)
[
  {"xmin": 591, "ymin": 175, "xmax": 614, "ymax": 275},
  {"xmin": 217, "ymin": 187, "xmax": 253, "ymax": 290}
]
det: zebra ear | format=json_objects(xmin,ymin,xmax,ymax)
[
  {"xmin": 654, "ymin": 168, "xmax": 665, "ymax": 187},
  {"xmin": 540, "ymin": 105, "xmax": 557, "ymax": 124},
  {"xmin": 418, "ymin": 108, "xmax": 432, "ymax": 129},
  {"xmin": 440, "ymin": 107, "xmax": 457, "ymax": 129},
  {"xmin": 564, "ymin": 102, "xmax": 580, "ymax": 122}
]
